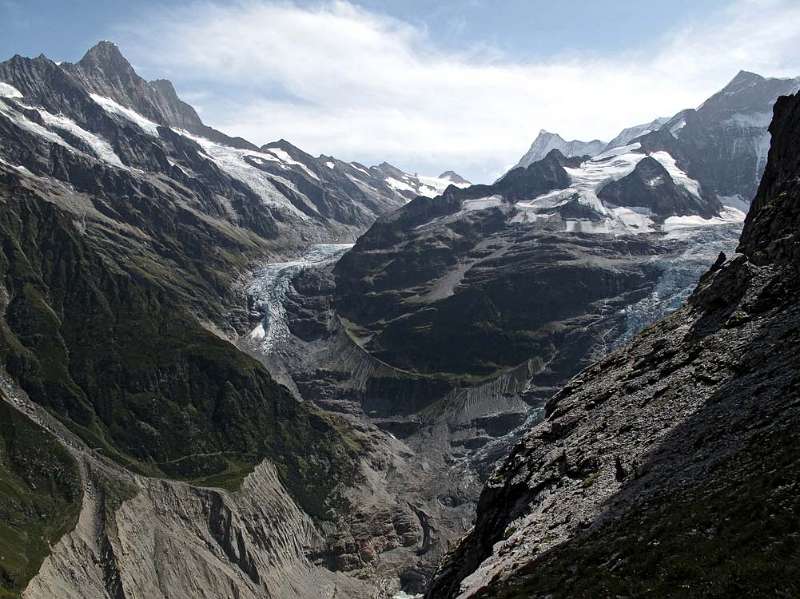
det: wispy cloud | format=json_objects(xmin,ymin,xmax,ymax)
[{"xmin": 118, "ymin": 0, "xmax": 800, "ymax": 181}]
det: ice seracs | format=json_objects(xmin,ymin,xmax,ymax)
[{"xmin": 662, "ymin": 206, "xmax": 746, "ymax": 233}]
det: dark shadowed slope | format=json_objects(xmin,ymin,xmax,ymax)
[{"xmin": 427, "ymin": 90, "xmax": 800, "ymax": 599}]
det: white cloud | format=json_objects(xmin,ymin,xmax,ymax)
[{"xmin": 119, "ymin": 0, "xmax": 800, "ymax": 182}]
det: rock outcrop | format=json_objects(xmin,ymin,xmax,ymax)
[{"xmin": 426, "ymin": 88, "xmax": 800, "ymax": 599}]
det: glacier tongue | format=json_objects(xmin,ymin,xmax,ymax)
[{"xmin": 247, "ymin": 244, "xmax": 353, "ymax": 354}]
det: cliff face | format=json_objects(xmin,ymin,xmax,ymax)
[{"xmin": 426, "ymin": 92, "xmax": 800, "ymax": 599}]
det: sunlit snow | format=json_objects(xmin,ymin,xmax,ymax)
[
  {"xmin": 263, "ymin": 147, "xmax": 319, "ymax": 180},
  {"xmin": 0, "ymin": 82, "xmax": 23, "ymax": 98},
  {"xmin": 179, "ymin": 130, "xmax": 313, "ymax": 219},
  {"xmin": 36, "ymin": 109, "xmax": 126, "ymax": 168},
  {"xmin": 385, "ymin": 176, "xmax": 416, "ymax": 193},
  {"xmin": 512, "ymin": 142, "xmax": 707, "ymax": 234},
  {"xmin": 0, "ymin": 100, "xmax": 126, "ymax": 169},
  {"xmin": 649, "ymin": 151, "xmax": 702, "ymax": 197},
  {"xmin": 90, "ymin": 93, "xmax": 161, "ymax": 136},
  {"xmin": 662, "ymin": 206, "xmax": 746, "ymax": 233}
]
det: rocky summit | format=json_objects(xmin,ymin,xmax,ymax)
[{"xmin": 513, "ymin": 71, "xmax": 800, "ymax": 211}]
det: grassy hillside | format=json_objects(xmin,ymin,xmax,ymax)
[{"xmin": 0, "ymin": 401, "xmax": 81, "ymax": 598}]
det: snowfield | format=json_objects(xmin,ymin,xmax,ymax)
[
  {"xmin": 91, "ymin": 93, "xmax": 161, "ymax": 136},
  {"xmin": 0, "ymin": 97, "xmax": 128, "ymax": 169},
  {"xmin": 511, "ymin": 143, "xmax": 711, "ymax": 234},
  {"xmin": 36, "ymin": 109, "xmax": 126, "ymax": 168},
  {"xmin": 0, "ymin": 81, "xmax": 23, "ymax": 98},
  {"xmin": 178, "ymin": 130, "xmax": 315, "ymax": 219}
]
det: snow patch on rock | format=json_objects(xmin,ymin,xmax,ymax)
[
  {"xmin": 37, "ymin": 109, "xmax": 126, "ymax": 168},
  {"xmin": 90, "ymin": 93, "xmax": 161, "ymax": 136},
  {"xmin": 0, "ymin": 81, "xmax": 23, "ymax": 98},
  {"xmin": 180, "ymin": 131, "xmax": 312, "ymax": 219}
]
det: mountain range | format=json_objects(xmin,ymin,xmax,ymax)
[
  {"xmin": 515, "ymin": 70, "xmax": 800, "ymax": 210},
  {"xmin": 0, "ymin": 40, "xmax": 798, "ymax": 599}
]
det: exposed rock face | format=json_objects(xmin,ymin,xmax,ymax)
[
  {"xmin": 439, "ymin": 171, "xmax": 471, "ymax": 186},
  {"xmin": 0, "ymin": 42, "xmax": 413, "ymax": 243},
  {"xmin": 369, "ymin": 162, "xmax": 472, "ymax": 201},
  {"xmin": 63, "ymin": 41, "xmax": 213, "ymax": 137},
  {"xmin": 334, "ymin": 146, "xmax": 734, "ymax": 386},
  {"xmin": 252, "ymin": 143, "xmax": 735, "ymax": 593},
  {"xmin": 661, "ymin": 71, "xmax": 800, "ymax": 205},
  {"xmin": 598, "ymin": 156, "xmax": 716, "ymax": 218},
  {"xmin": 426, "ymin": 90, "xmax": 800, "ymax": 599},
  {"xmin": 515, "ymin": 130, "xmax": 606, "ymax": 169},
  {"xmin": 0, "ymin": 379, "xmax": 374, "ymax": 599},
  {"xmin": 603, "ymin": 117, "xmax": 669, "ymax": 151}
]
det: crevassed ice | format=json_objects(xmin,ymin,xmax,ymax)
[
  {"xmin": 662, "ymin": 206, "xmax": 746, "ymax": 233},
  {"xmin": 0, "ymin": 82, "xmax": 23, "ymax": 98},
  {"xmin": 90, "ymin": 93, "xmax": 160, "ymax": 136},
  {"xmin": 611, "ymin": 206, "xmax": 656, "ymax": 233},
  {"xmin": 247, "ymin": 244, "xmax": 353, "ymax": 353}
]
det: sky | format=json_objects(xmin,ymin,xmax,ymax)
[{"xmin": 3, "ymin": 0, "xmax": 800, "ymax": 182}]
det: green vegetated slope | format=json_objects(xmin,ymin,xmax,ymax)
[
  {"xmin": 0, "ymin": 400, "xmax": 81, "ymax": 598},
  {"xmin": 0, "ymin": 175, "xmax": 360, "ymax": 522}
]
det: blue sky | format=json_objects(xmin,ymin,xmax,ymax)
[
  {"xmin": 1, "ymin": 1, "xmax": 731, "ymax": 64},
  {"xmin": 3, "ymin": 0, "xmax": 800, "ymax": 181}
]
